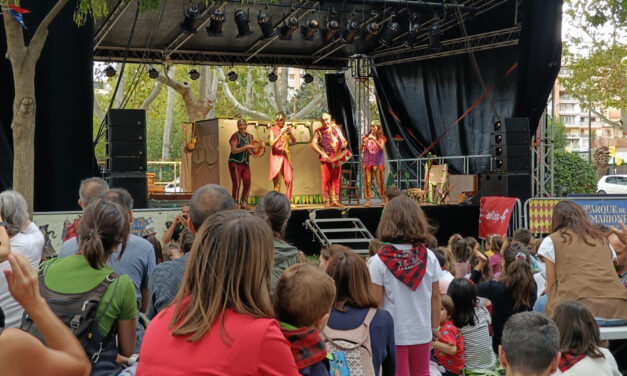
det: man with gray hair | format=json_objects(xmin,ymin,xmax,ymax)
[
  {"xmin": 0, "ymin": 190, "xmax": 45, "ymax": 327},
  {"xmin": 63, "ymin": 177, "xmax": 109, "ymax": 242},
  {"xmin": 147, "ymin": 184, "xmax": 234, "ymax": 319},
  {"xmin": 499, "ymin": 312, "xmax": 560, "ymax": 376}
]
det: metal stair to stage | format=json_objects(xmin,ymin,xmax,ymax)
[{"xmin": 304, "ymin": 217, "xmax": 374, "ymax": 255}]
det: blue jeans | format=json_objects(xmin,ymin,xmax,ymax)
[
  {"xmin": 533, "ymin": 295, "xmax": 547, "ymax": 314},
  {"xmin": 596, "ymin": 318, "xmax": 627, "ymax": 327}
]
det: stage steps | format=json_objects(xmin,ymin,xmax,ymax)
[{"xmin": 304, "ymin": 218, "xmax": 374, "ymax": 255}]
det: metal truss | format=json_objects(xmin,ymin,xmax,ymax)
[
  {"xmin": 94, "ymin": 0, "xmax": 135, "ymax": 50},
  {"xmin": 371, "ymin": 26, "xmax": 520, "ymax": 66},
  {"xmin": 532, "ymin": 108, "xmax": 555, "ymax": 197}
]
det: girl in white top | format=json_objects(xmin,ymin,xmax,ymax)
[
  {"xmin": 552, "ymin": 301, "xmax": 621, "ymax": 376},
  {"xmin": 368, "ymin": 195, "xmax": 442, "ymax": 376}
]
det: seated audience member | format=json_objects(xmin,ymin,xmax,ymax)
[
  {"xmin": 0, "ymin": 253, "xmax": 92, "ymax": 376},
  {"xmin": 513, "ymin": 228, "xmax": 540, "ymax": 272},
  {"xmin": 433, "ymin": 247, "xmax": 455, "ymax": 295},
  {"xmin": 147, "ymin": 184, "xmax": 234, "ymax": 319},
  {"xmin": 449, "ymin": 234, "xmax": 471, "ymax": 278},
  {"xmin": 325, "ymin": 250, "xmax": 396, "ymax": 376},
  {"xmin": 255, "ymin": 191, "xmax": 299, "ymax": 290},
  {"xmin": 161, "ymin": 241, "xmax": 182, "ymax": 261},
  {"xmin": 367, "ymin": 238, "xmax": 383, "ymax": 266},
  {"xmin": 552, "ymin": 301, "xmax": 621, "ymax": 375},
  {"xmin": 40, "ymin": 199, "xmax": 137, "ymax": 373},
  {"xmin": 63, "ymin": 177, "xmax": 110, "ymax": 242},
  {"xmin": 483, "ymin": 234, "xmax": 502, "ymax": 258},
  {"xmin": 319, "ymin": 244, "xmax": 352, "ymax": 272},
  {"xmin": 448, "ymin": 278, "xmax": 499, "ymax": 373},
  {"xmin": 499, "ymin": 312, "xmax": 560, "ymax": 376},
  {"xmin": 432, "ymin": 294, "xmax": 465, "ymax": 376},
  {"xmin": 0, "ymin": 190, "xmax": 45, "ymax": 328},
  {"xmin": 486, "ymin": 234, "xmax": 504, "ymax": 276},
  {"xmin": 138, "ymin": 211, "xmax": 299, "ymax": 375},
  {"xmin": 274, "ymin": 263, "xmax": 336, "ymax": 376},
  {"xmin": 143, "ymin": 234, "xmax": 163, "ymax": 265},
  {"xmin": 468, "ymin": 241, "xmax": 494, "ymax": 283},
  {"xmin": 538, "ymin": 201, "xmax": 627, "ymax": 323},
  {"xmin": 470, "ymin": 242, "xmax": 537, "ymax": 353},
  {"xmin": 162, "ymin": 204, "xmax": 190, "ymax": 243}
]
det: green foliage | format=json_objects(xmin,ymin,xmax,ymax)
[
  {"xmin": 554, "ymin": 151, "xmax": 597, "ymax": 196},
  {"xmin": 549, "ymin": 116, "xmax": 568, "ymax": 151}
]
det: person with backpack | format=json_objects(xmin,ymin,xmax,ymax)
[
  {"xmin": 325, "ymin": 249, "xmax": 396, "ymax": 376},
  {"xmin": 24, "ymin": 198, "xmax": 137, "ymax": 375}
]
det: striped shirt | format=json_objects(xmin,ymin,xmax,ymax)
[{"xmin": 458, "ymin": 307, "xmax": 497, "ymax": 372}]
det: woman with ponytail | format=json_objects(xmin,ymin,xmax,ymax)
[
  {"xmin": 470, "ymin": 241, "xmax": 537, "ymax": 353},
  {"xmin": 39, "ymin": 198, "xmax": 137, "ymax": 374}
]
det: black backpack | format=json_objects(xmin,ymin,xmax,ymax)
[{"xmin": 20, "ymin": 259, "xmax": 121, "ymax": 374}]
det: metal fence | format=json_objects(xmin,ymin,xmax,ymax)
[{"xmin": 387, "ymin": 154, "xmax": 492, "ymax": 188}]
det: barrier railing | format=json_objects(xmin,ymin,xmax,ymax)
[
  {"xmin": 508, "ymin": 198, "xmax": 524, "ymax": 238},
  {"xmin": 387, "ymin": 154, "xmax": 492, "ymax": 188}
]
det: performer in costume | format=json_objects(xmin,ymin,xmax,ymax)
[
  {"xmin": 311, "ymin": 113, "xmax": 347, "ymax": 208},
  {"xmin": 228, "ymin": 119, "xmax": 255, "ymax": 209},
  {"xmin": 360, "ymin": 120, "xmax": 387, "ymax": 207},
  {"xmin": 269, "ymin": 114, "xmax": 296, "ymax": 207}
]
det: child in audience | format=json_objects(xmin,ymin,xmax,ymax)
[
  {"xmin": 486, "ymin": 234, "xmax": 504, "ymax": 276},
  {"xmin": 161, "ymin": 241, "xmax": 182, "ymax": 261},
  {"xmin": 319, "ymin": 244, "xmax": 351, "ymax": 271},
  {"xmin": 433, "ymin": 248, "xmax": 455, "ymax": 294},
  {"xmin": 367, "ymin": 238, "xmax": 383, "ymax": 265},
  {"xmin": 274, "ymin": 263, "xmax": 336, "ymax": 376},
  {"xmin": 552, "ymin": 301, "xmax": 621, "ymax": 375},
  {"xmin": 143, "ymin": 234, "xmax": 163, "ymax": 264},
  {"xmin": 449, "ymin": 234, "xmax": 471, "ymax": 278},
  {"xmin": 448, "ymin": 278, "xmax": 499, "ymax": 373},
  {"xmin": 483, "ymin": 234, "xmax": 501, "ymax": 258},
  {"xmin": 432, "ymin": 294, "xmax": 465, "ymax": 376}
]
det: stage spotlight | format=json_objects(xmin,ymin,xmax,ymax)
[
  {"xmin": 147, "ymin": 67, "xmax": 159, "ymax": 79},
  {"xmin": 280, "ymin": 16, "xmax": 299, "ymax": 40},
  {"xmin": 258, "ymin": 11, "xmax": 276, "ymax": 38},
  {"xmin": 267, "ymin": 71, "xmax": 278, "ymax": 82},
  {"xmin": 379, "ymin": 21, "xmax": 400, "ymax": 47},
  {"xmin": 181, "ymin": 3, "xmax": 200, "ymax": 34},
  {"xmin": 189, "ymin": 69, "xmax": 200, "ymax": 80},
  {"xmin": 494, "ymin": 121, "xmax": 502, "ymax": 132},
  {"xmin": 323, "ymin": 19, "xmax": 340, "ymax": 41},
  {"xmin": 301, "ymin": 19, "xmax": 319, "ymax": 40},
  {"xmin": 402, "ymin": 21, "xmax": 420, "ymax": 48},
  {"xmin": 234, "ymin": 9, "xmax": 252, "ymax": 37},
  {"xmin": 303, "ymin": 73, "xmax": 314, "ymax": 84},
  {"xmin": 227, "ymin": 70, "xmax": 238, "ymax": 81},
  {"xmin": 428, "ymin": 21, "xmax": 442, "ymax": 50},
  {"xmin": 105, "ymin": 65, "xmax": 117, "ymax": 77},
  {"xmin": 341, "ymin": 20, "xmax": 360, "ymax": 43},
  {"xmin": 207, "ymin": 8, "xmax": 225, "ymax": 36},
  {"xmin": 363, "ymin": 22, "xmax": 379, "ymax": 42}
]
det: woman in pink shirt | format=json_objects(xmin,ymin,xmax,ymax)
[{"xmin": 137, "ymin": 211, "xmax": 299, "ymax": 375}]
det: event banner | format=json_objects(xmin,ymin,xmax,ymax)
[
  {"xmin": 572, "ymin": 198, "xmax": 627, "ymax": 228},
  {"xmin": 478, "ymin": 196, "xmax": 518, "ymax": 238}
]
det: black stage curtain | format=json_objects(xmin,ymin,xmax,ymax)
[
  {"xmin": 0, "ymin": 0, "xmax": 94, "ymax": 210},
  {"xmin": 325, "ymin": 73, "xmax": 359, "ymax": 156}
]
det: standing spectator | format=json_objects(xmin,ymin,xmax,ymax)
[
  {"xmin": 0, "ymin": 190, "xmax": 45, "ymax": 328},
  {"xmin": 63, "ymin": 177, "xmax": 110, "ymax": 242},
  {"xmin": 137, "ymin": 211, "xmax": 299, "ymax": 375},
  {"xmin": 499, "ymin": 312, "xmax": 560, "ymax": 376},
  {"xmin": 538, "ymin": 201, "xmax": 627, "ymax": 322},
  {"xmin": 449, "ymin": 234, "xmax": 471, "ymax": 278},
  {"xmin": 486, "ymin": 234, "xmax": 504, "ymax": 276},
  {"xmin": 433, "ymin": 248, "xmax": 455, "ymax": 295},
  {"xmin": 143, "ymin": 234, "xmax": 163, "ymax": 265},
  {"xmin": 368, "ymin": 195, "xmax": 442, "ymax": 376},
  {"xmin": 161, "ymin": 204, "xmax": 190, "ymax": 243},
  {"xmin": 147, "ymin": 184, "xmax": 234, "ymax": 319},
  {"xmin": 325, "ymin": 249, "xmax": 396, "ymax": 376}
]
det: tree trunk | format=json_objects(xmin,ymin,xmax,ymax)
[
  {"xmin": 162, "ymin": 84, "xmax": 175, "ymax": 161},
  {"xmin": 217, "ymin": 68, "xmax": 272, "ymax": 120}
]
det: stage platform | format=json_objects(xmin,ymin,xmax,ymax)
[{"xmin": 285, "ymin": 203, "xmax": 480, "ymax": 255}]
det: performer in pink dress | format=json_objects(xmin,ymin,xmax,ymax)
[
  {"xmin": 360, "ymin": 120, "xmax": 387, "ymax": 207},
  {"xmin": 269, "ymin": 114, "xmax": 296, "ymax": 206},
  {"xmin": 311, "ymin": 113, "xmax": 347, "ymax": 208}
]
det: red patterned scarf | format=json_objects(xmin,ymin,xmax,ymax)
[
  {"xmin": 279, "ymin": 323, "xmax": 327, "ymax": 370},
  {"xmin": 558, "ymin": 351, "xmax": 585, "ymax": 372},
  {"xmin": 377, "ymin": 243, "xmax": 428, "ymax": 291}
]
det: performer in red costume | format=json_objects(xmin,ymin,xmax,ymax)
[
  {"xmin": 311, "ymin": 113, "xmax": 348, "ymax": 208},
  {"xmin": 269, "ymin": 114, "xmax": 296, "ymax": 207},
  {"xmin": 360, "ymin": 120, "xmax": 387, "ymax": 207},
  {"xmin": 228, "ymin": 119, "xmax": 255, "ymax": 209}
]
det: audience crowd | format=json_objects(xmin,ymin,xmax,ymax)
[{"xmin": 0, "ymin": 179, "xmax": 626, "ymax": 376}]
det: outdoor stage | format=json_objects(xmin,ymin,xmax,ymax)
[{"xmin": 284, "ymin": 202, "xmax": 480, "ymax": 254}]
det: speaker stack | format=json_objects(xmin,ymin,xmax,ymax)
[
  {"xmin": 481, "ymin": 118, "xmax": 531, "ymax": 201},
  {"xmin": 105, "ymin": 109, "xmax": 148, "ymax": 208}
]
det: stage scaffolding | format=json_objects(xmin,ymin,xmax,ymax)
[{"xmin": 531, "ymin": 106, "xmax": 555, "ymax": 198}]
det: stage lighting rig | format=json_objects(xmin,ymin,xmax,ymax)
[
  {"xmin": 428, "ymin": 18, "xmax": 442, "ymax": 50},
  {"xmin": 301, "ymin": 19, "xmax": 319, "ymax": 40},
  {"xmin": 181, "ymin": 3, "xmax": 200, "ymax": 34},
  {"xmin": 363, "ymin": 21, "xmax": 379, "ymax": 42},
  {"xmin": 207, "ymin": 8, "xmax": 225, "ymax": 36},
  {"xmin": 341, "ymin": 19, "xmax": 360, "ymax": 43},
  {"xmin": 227, "ymin": 70, "xmax": 238, "ymax": 81},
  {"xmin": 267, "ymin": 71, "xmax": 278, "ymax": 82},
  {"xmin": 104, "ymin": 65, "xmax": 117, "ymax": 77},
  {"xmin": 280, "ymin": 16, "xmax": 299, "ymax": 40},
  {"xmin": 258, "ymin": 10, "xmax": 276, "ymax": 38},
  {"xmin": 403, "ymin": 16, "xmax": 420, "ymax": 48},
  {"xmin": 147, "ymin": 67, "xmax": 159, "ymax": 79},
  {"xmin": 302, "ymin": 73, "xmax": 314, "ymax": 84},
  {"xmin": 189, "ymin": 69, "xmax": 200, "ymax": 80},
  {"xmin": 323, "ymin": 19, "xmax": 340, "ymax": 42},
  {"xmin": 234, "ymin": 9, "xmax": 252, "ymax": 37},
  {"xmin": 379, "ymin": 20, "xmax": 400, "ymax": 47}
]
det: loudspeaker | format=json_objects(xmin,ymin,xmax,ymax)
[
  {"xmin": 106, "ymin": 109, "xmax": 146, "ymax": 127},
  {"xmin": 491, "ymin": 118, "xmax": 530, "ymax": 172},
  {"xmin": 105, "ymin": 109, "xmax": 147, "ymax": 174},
  {"xmin": 480, "ymin": 171, "xmax": 531, "ymax": 202},
  {"xmin": 493, "ymin": 118, "xmax": 530, "ymax": 133},
  {"xmin": 106, "ymin": 172, "xmax": 148, "ymax": 209},
  {"xmin": 106, "ymin": 155, "xmax": 147, "ymax": 172},
  {"xmin": 106, "ymin": 141, "xmax": 146, "ymax": 157}
]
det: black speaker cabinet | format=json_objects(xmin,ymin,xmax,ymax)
[
  {"xmin": 494, "ymin": 117, "xmax": 530, "ymax": 133},
  {"xmin": 106, "ymin": 109, "xmax": 146, "ymax": 127},
  {"xmin": 105, "ymin": 126, "xmax": 146, "ymax": 143},
  {"xmin": 106, "ymin": 141, "xmax": 146, "ymax": 157},
  {"xmin": 493, "ymin": 157, "xmax": 530, "ymax": 171},
  {"xmin": 106, "ymin": 172, "xmax": 148, "ymax": 209},
  {"xmin": 480, "ymin": 171, "xmax": 531, "ymax": 202},
  {"xmin": 106, "ymin": 155, "xmax": 147, "ymax": 172}
]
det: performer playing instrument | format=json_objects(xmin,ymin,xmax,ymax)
[
  {"xmin": 360, "ymin": 120, "xmax": 387, "ymax": 207},
  {"xmin": 228, "ymin": 119, "xmax": 255, "ymax": 209},
  {"xmin": 311, "ymin": 113, "xmax": 348, "ymax": 208},
  {"xmin": 269, "ymin": 114, "xmax": 296, "ymax": 206}
]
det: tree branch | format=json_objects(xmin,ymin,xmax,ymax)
[
  {"xmin": 217, "ymin": 68, "xmax": 272, "ymax": 120},
  {"xmin": 575, "ymin": 96, "xmax": 623, "ymax": 128},
  {"xmin": 140, "ymin": 80, "xmax": 164, "ymax": 110},
  {"xmin": 27, "ymin": 0, "xmax": 71, "ymax": 63},
  {"xmin": 291, "ymin": 94, "xmax": 324, "ymax": 120},
  {"xmin": 93, "ymin": 99, "xmax": 105, "ymax": 122},
  {"xmin": 245, "ymin": 67, "xmax": 253, "ymax": 107},
  {"xmin": 155, "ymin": 69, "xmax": 188, "ymax": 96}
]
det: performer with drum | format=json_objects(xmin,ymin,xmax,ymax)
[
  {"xmin": 228, "ymin": 119, "xmax": 256, "ymax": 209},
  {"xmin": 269, "ymin": 114, "xmax": 296, "ymax": 206},
  {"xmin": 360, "ymin": 120, "xmax": 387, "ymax": 207},
  {"xmin": 311, "ymin": 113, "xmax": 348, "ymax": 208}
]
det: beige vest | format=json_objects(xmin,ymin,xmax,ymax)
[{"xmin": 545, "ymin": 230, "xmax": 627, "ymax": 319}]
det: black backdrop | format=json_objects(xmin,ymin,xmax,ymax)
[
  {"xmin": 0, "ymin": 0, "xmax": 94, "ymax": 210},
  {"xmin": 325, "ymin": 73, "xmax": 359, "ymax": 156}
]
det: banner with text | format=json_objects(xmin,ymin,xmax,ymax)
[
  {"xmin": 479, "ymin": 196, "xmax": 518, "ymax": 237},
  {"xmin": 572, "ymin": 198, "xmax": 627, "ymax": 228}
]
